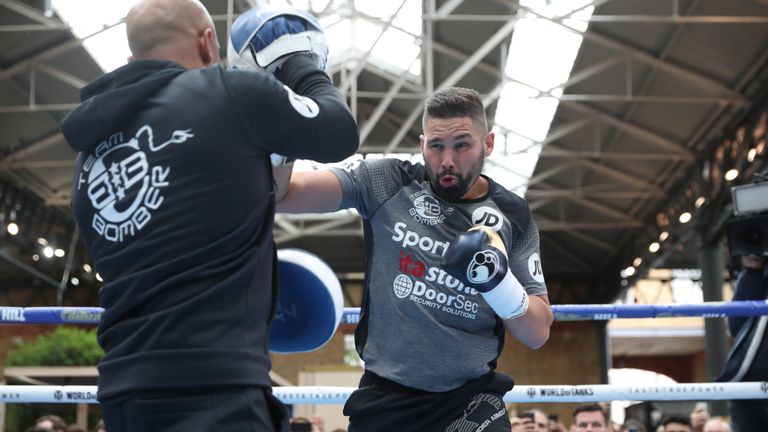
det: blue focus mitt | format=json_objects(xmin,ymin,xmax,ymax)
[
  {"xmin": 228, "ymin": 7, "xmax": 328, "ymax": 74},
  {"xmin": 269, "ymin": 249, "xmax": 343, "ymax": 353}
]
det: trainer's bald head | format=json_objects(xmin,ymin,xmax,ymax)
[{"xmin": 126, "ymin": 0, "xmax": 220, "ymax": 68}]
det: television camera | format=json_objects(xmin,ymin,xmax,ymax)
[{"xmin": 726, "ymin": 179, "xmax": 768, "ymax": 258}]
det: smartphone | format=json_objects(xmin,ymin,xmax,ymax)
[
  {"xmin": 290, "ymin": 423, "xmax": 312, "ymax": 432},
  {"xmin": 548, "ymin": 414, "xmax": 559, "ymax": 423},
  {"xmin": 522, "ymin": 412, "xmax": 535, "ymax": 423}
]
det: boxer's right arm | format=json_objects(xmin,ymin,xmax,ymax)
[{"xmin": 276, "ymin": 169, "xmax": 343, "ymax": 213}]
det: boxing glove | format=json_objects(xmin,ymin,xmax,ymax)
[
  {"xmin": 228, "ymin": 7, "xmax": 327, "ymax": 167},
  {"xmin": 441, "ymin": 226, "xmax": 529, "ymax": 319},
  {"xmin": 228, "ymin": 7, "xmax": 328, "ymax": 74}
]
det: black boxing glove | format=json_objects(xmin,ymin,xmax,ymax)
[{"xmin": 441, "ymin": 226, "xmax": 529, "ymax": 319}]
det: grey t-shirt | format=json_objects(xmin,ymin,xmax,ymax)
[{"xmin": 332, "ymin": 158, "xmax": 547, "ymax": 392}]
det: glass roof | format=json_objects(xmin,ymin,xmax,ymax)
[{"xmin": 52, "ymin": 0, "xmax": 593, "ymax": 193}]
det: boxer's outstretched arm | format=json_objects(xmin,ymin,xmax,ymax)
[{"xmin": 275, "ymin": 167, "xmax": 343, "ymax": 213}]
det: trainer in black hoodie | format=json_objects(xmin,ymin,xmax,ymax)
[{"xmin": 59, "ymin": 11, "xmax": 357, "ymax": 413}]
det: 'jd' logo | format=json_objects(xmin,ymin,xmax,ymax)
[{"xmin": 471, "ymin": 206, "xmax": 503, "ymax": 231}]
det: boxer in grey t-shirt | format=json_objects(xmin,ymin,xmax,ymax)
[{"xmin": 277, "ymin": 87, "xmax": 553, "ymax": 432}]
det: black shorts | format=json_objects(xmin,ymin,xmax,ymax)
[
  {"xmin": 344, "ymin": 371, "xmax": 514, "ymax": 432},
  {"xmin": 100, "ymin": 386, "xmax": 289, "ymax": 432}
]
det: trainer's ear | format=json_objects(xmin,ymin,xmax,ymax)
[
  {"xmin": 270, "ymin": 249, "xmax": 343, "ymax": 353},
  {"xmin": 198, "ymin": 28, "xmax": 218, "ymax": 66}
]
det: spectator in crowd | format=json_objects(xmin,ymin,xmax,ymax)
[
  {"xmin": 660, "ymin": 415, "xmax": 692, "ymax": 432},
  {"xmin": 619, "ymin": 419, "xmax": 647, "ymax": 432},
  {"xmin": 572, "ymin": 403, "xmax": 608, "ymax": 431},
  {"xmin": 34, "ymin": 415, "xmax": 67, "ymax": 431},
  {"xmin": 93, "ymin": 419, "xmax": 106, "ymax": 432},
  {"xmin": 510, "ymin": 416, "xmax": 524, "ymax": 432},
  {"xmin": 701, "ymin": 418, "xmax": 731, "ymax": 432},
  {"xmin": 290, "ymin": 414, "xmax": 326, "ymax": 432},
  {"xmin": 689, "ymin": 402, "xmax": 710, "ymax": 432},
  {"xmin": 547, "ymin": 413, "xmax": 568, "ymax": 432},
  {"xmin": 522, "ymin": 409, "xmax": 550, "ymax": 431}
]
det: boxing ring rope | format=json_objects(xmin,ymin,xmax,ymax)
[
  {"xmin": 1, "ymin": 301, "xmax": 767, "ymax": 404},
  {"xmin": 2, "ymin": 300, "xmax": 768, "ymax": 325},
  {"xmin": 0, "ymin": 382, "xmax": 765, "ymax": 405}
]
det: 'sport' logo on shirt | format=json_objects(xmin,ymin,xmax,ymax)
[{"xmin": 76, "ymin": 125, "xmax": 193, "ymax": 243}]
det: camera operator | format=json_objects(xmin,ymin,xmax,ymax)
[
  {"xmin": 725, "ymin": 254, "xmax": 767, "ymax": 432},
  {"xmin": 719, "ymin": 179, "xmax": 768, "ymax": 432}
]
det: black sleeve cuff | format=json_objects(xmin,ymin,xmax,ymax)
[{"xmin": 275, "ymin": 53, "xmax": 331, "ymax": 94}]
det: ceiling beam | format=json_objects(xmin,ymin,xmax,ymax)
[
  {"xmin": 1, "ymin": 132, "xmax": 63, "ymax": 163},
  {"xmin": 555, "ymin": 94, "xmax": 744, "ymax": 105},
  {"xmin": 339, "ymin": 0, "xmax": 410, "ymax": 96},
  {"xmin": 527, "ymin": 188, "xmax": 661, "ymax": 199},
  {"xmin": 275, "ymin": 214, "xmax": 360, "ymax": 244},
  {"xmin": 537, "ymin": 220, "xmax": 643, "ymax": 230},
  {"xmin": 435, "ymin": 0, "xmax": 465, "ymax": 17},
  {"xmin": 561, "ymin": 193, "xmax": 639, "ymax": 223},
  {"xmin": 358, "ymin": 55, "xmax": 421, "ymax": 144},
  {"xmin": 0, "ymin": 248, "xmax": 60, "ymax": 289},
  {"xmin": 0, "ymin": 18, "xmax": 122, "ymax": 84},
  {"xmin": 539, "ymin": 234, "xmax": 597, "ymax": 273},
  {"xmin": 384, "ymin": 16, "xmax": 520, "ymax": 153},
  {"xmin": 521, "ymin": 5, "xmax": 746, "ymax": 101},
  {"xmin": 0, "ymin": 160, "xmax": 73, "ymax": 170},
  {"xmin": 540, "ymin": 145, "xmax": 691, "ymax": 161},
  {"xmin": 0, "ymin": 0, "xmax": 63, "ymax": 27},
  {"xmin": 575, "ymin": 158, "xmax": 665, "ymax": 194},
  {"xmin": 562, "ymin": 102, "xmax": 694, "ymax": 159}
]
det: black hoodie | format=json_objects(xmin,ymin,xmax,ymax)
[{"xmin": 60, "ymin": 55, "xmax": 358, "ymax": 402}]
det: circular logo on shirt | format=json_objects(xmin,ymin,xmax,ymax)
[
  {"xmin": 393, "ymin": 274, "xmax": 413, "ymax": 298},
  {"xmin": 413, "ymin": 194, "xmax": 442, "ymax": 220},
  {"xmin": 528, "ymin": 253, "xmax": 545, "ymax": 282},
  {"xmin": 471, "ymin": 206, "xmax": 503, "ymax": 231},
  {"xmin": 78, "ymin": 125, "xmax": 192, "ymax": 243}
]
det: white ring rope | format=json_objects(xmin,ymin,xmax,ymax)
[{"xmin": 0, "ymin": 382, "xmax": 765, "ymax": 404}]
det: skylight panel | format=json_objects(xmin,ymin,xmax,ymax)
[
  {"xmin": 52, "ymin": 0, "xmax": 135, "ymax": 72},
  {"xmin": 488, "ymin": 0, "xmax": 594, "ymax": 196}
]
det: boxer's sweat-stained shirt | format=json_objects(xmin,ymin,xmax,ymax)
[
  {"xmin": 60, "ymin": 55, "xmax": 358, "ymax": 402},
  {"xmin": 332, "ymin": 158, "xmax": 547, "ymax": 392}
]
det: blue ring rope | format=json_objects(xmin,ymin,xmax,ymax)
[{"xmin": 1, "ymin": 301, "xmax": 766, "ymax": 325}]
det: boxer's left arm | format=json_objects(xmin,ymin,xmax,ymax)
[
  {"xmin": 442, "ymin": 227, "xmax": 552, "ymax": 349},
  {"xmin": 504, "ymin": 294, "xmax": 552, "ymax": 349}
]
